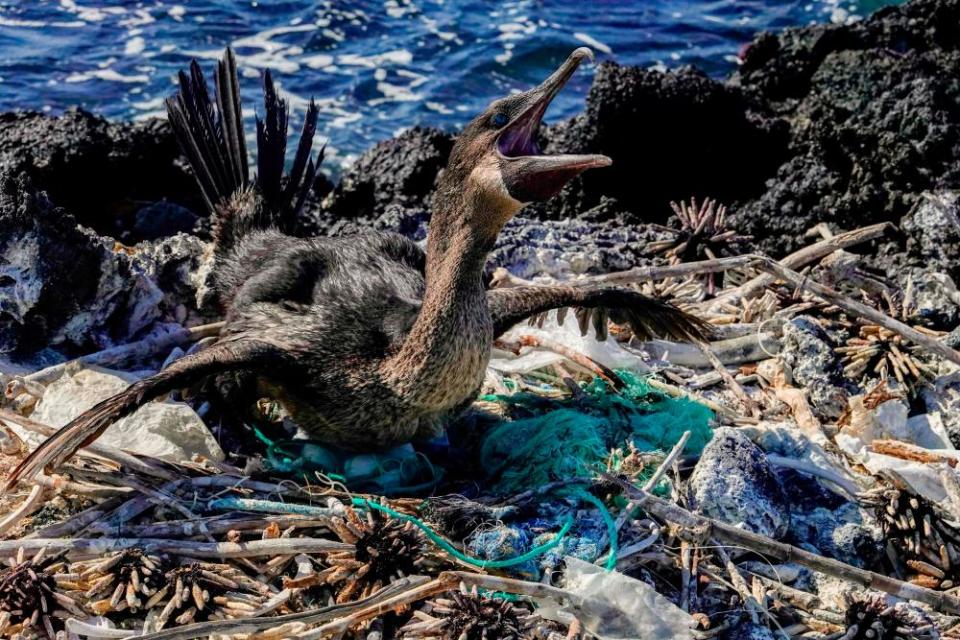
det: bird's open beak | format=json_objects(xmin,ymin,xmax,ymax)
[{"xmin": 498, "ymin": 47, "xmax": 612, "ymax": 203}]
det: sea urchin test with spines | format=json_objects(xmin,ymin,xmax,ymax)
[
  {"xmin": 647, "ymin": 197, "xmax": 752, "ymax": 294},
  {"xmin": 68, "ymin": 548, "xmax": 169, "ymax": 616},
  {"xmin": 323, "ymin": 504, "xmax": 432, "ymax": 604},
  {"xmin": 0, "ymin": 548, "xmax": 83, "ymax": 639},
  {"xmin": 399, "ymin": 583, "xmax": 544, "ymax": 640},
  {"xmin": 6, "ymin": 45, "xmax": 707, "ymax": 490}
]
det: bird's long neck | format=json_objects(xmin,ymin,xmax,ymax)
[{"xmin": 384, "ymin": 186, "xmax": 499, "ymax": 407}]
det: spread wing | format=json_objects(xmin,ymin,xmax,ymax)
[
  {"xmin": 5, "ymin": 339, "xmax": 289, "ymax": 491},
  {"xmin": 487, "ymin": 284, "xmax": 710, "ymax": 342}
]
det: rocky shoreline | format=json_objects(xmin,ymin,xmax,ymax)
[
  {"xmin": 1, "ymin": 1, "xmax": 960, "ymax": 638},
  {"xmin": 2, "ymin": 0, "xmax": 959, "ymax": 363}
]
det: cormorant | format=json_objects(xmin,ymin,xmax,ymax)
[{"xmin": 6, "ymin": 47, "xmax": 706, "ymax": 488}]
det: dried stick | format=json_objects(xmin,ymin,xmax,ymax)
[
  {"xmin": 0, "ymin": 536, "xmax": 353, "ymax": 560},
  {"xmin": 701, "ymin": 222, "xmax": 892, "ymax": 309},
  {"xmin": 758, "ymin": 258, "xmax": 960, "ymax": 367},
  {"xmin": 693, "ymin": 339, "xmax": 760, "ymax": 416},
  {"xmin": 870, "ymin": 439, "xmax": 956, "ymax": 466},
  {"xmin": 33, "ymin": 472, "xmax": 132, "ymax": 499},
  {"xmin": 130, "ymin": 577, "xmax": 433, "ymax": 640},
  {"xmin": 645, "ymin": 378, "xmax": 741, "ymax": 421},
  {"xmin": 0, "ymin": 484, "xmax": 44, "ymax": 536},
  {"xmin": 108, "ymin": 515, "xmax": 333, "ymax": 539},
  {"xmin": 715, "ymin": 544, "xmax": 761, "ymax": 624},
  {"xmin": 605, "ymin": 473, "xmax": 960, "ymax": 615},
  {"xmin": 24, "ymin": 321, "xmax": 225, "ymax": 385},
  {"xmin": 613, "ymin": 431, "xmax": 690, "ymax": 535}
]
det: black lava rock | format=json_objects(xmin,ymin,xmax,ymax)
[
  {"xmin": 0, "ymin": 108, "xmax": 200, "ymax": 241},
  {"xmin": 531, "ymin": 63, "xmax": 789, "ymax": 224},
  {"xmin": 688, "ymin": 428, "xmax": 790, "ymax": 538},
  {"xmin": 130, "ymin": 201, "xmax": 199, "ymax": 242},
  {"xmin": 0, "ymin": 172, "xmax": 127, "ymax": 357},
  {"xmin": 731, "ymin": 0, "xmax": 960, "ymax": 255},
  {"xmin": 320, "ymin": 126, "xmax": 453, "ymax": 222}
]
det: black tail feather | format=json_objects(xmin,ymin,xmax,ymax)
[
  {"xmin": 256, "ymin": 69, "xmax": 288, "ymax": 216},
  {"xmin": 168, "ymin": 48, "xmax": 324, "ymax": 245},
  {"xmin": 166, "ymin": 55, "xmax": 249, "ymax": 214},
  {"xmin": 282, "ymin": 99, "xmax": 320, "ymax": 217},
  {"xmin": 215, "ymin": 48, "xmax": 249, "ymax": 191}
]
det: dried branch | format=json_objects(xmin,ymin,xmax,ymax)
[{"xmin": 606, "ymin": 473, "xmax": 960, "ymax": 615}]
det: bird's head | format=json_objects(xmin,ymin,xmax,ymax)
[{"xmin": 436, "ymin": 47, "xmax": 611, "ymax": 234}]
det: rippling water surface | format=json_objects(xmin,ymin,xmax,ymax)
[{"xmin": 0, "ymin": 0, "xmax": 901, "ymax": 168}]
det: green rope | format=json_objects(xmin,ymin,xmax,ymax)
[
  {"xmin": 352, "ymin": 497, "xmax": 572, "ymax": 570},
  {"xmin": 568, "ymin": 487, "xmax": 618, "ymax": 571}
]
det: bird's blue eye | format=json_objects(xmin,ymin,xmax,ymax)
[{"xmin": 492, "ymin": 112, "xmax": 509, "ymax": 127}]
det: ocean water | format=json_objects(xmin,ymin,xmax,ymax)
[{"xmin": 0, "ymin": 0, "xmax": 901, "ymax": 169}]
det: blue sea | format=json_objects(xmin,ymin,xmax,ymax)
[{"xmin": 0, "ymin": 0, "xmax": 901, "ymax": 169}]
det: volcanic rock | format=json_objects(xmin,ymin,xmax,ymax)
[
  {"xmin": 688, "ymin": 428, "xmax": 790, "ymax": 538},
  {"xmin": 779, "ymin": 317, "xmax": 848, "ymax": 421},
  {"xmin": 487, "ymin": 215, "xmax": 661, "ymax": 281},
  {"xmin": 0, "ymin": 173, "xmax": 211, "ymax": 361},
  {"xmin": 900, "ymin": 192, "xmax": 960, "ymax": 282},
  {"xmin": 731, "ymin": 0, "xmax": 960, "ymax": 255},
  {"xmin": 320, "ymin": 126, "xmax": 452, "ymax": 224},
  {"xmin": 0, "ymin": 108, "xmax": 199, "ymax": 240}
]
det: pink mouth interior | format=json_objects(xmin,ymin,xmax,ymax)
[{"xmin": 497, "ymin": 103, "xmax": 547, "ymax": 157}]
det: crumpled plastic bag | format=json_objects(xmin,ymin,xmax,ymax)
[
  {"xmin": 536, "ymin": 557, "xmax": 694, "ymax": 640},
  {"xmin": 836, "ymin": 433, "xmax": 960, "ymax": 503},
  {"xmin": 24, "ymin": 365, "xmax": 223, "ymax": 464},
  {"xmin": 489, "ymin": 316, "xmax": 650, "ymax": 374}
]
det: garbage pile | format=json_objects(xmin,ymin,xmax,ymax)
[{"xmin": 2, "ymin": 189, "xmax": 960, "ymax": 639}]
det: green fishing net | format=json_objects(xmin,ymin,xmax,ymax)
[{"xmin": 478, "ymin": 371, "xmax": 714, "ymax": 494}]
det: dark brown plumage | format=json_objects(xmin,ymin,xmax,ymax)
[{"xmin": 7, "ymin": 47, "xmax": 705, "ymax": 489}]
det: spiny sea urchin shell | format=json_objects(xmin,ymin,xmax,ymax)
[
  {"xmin": 647, "ymin": 197, "xmax": 751, "ymax": 294},
  {"xmin": 65, "ymin": 548, "xmax": 168, "ymax": 616},
  {"xmin": 399, "ymin": 583, "xmax": 537, "ymax": 639},
  {"xmin": 0, "ymin": 549, "xmax": 82, "ymax": 639},
  {"xmin": 838, "ymin": 325, "xmax": 935, "ymax": 394},
  {"xmin": 862, "ymin": 487, "xmax": 960, "ymax": 591},
  {"xmin": 322, "ymin": 505, "xmax": 429, "ymax": 603},
  {"xmin": 843, "ymin": 594, "xmax": 938, "ymax": 640},
  {"xmin": 149, "ymin": 562, "xmax": 267, "ymax": 629}
]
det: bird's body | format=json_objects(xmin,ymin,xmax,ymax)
[
  {"xmin": 216, "ymin": 225, "xmax": 485, "ymax": 449},
  {"xmin": 6, "ymin": 47, "xmax": 707, "ymax": 488}
]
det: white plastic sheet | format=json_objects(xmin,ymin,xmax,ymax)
[
  {"xmin": 24, "ymin": 365, "xmax": 224, "ymax": 464},
  {"xmin": 536, "ymin": 557, "xmax": 694, "ymax": 640},
  {"xmin": 488, "ymin": 315, "xmax": 650, "ymax": 374}
]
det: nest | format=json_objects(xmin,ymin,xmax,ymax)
[
  {"xmin": 0, "ymin": 549, "xmax": 83, "ymax": 639},
  {"xmin": 647, "ymin": 197, "xmax": 751, "ymax": 294},
  {"xmin": 323, "ymin": 505, "xmax": 430, "ymax": 603},
  {"xmin": 838, "ymin": 325, "xmax": 935, "ymax": 393},
  {"xmin": 399, "ymin": 583, "xmax": 540, "ymax": 639}
]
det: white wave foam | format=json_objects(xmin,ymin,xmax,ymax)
[
  {"xmin": 125, "ymin": 36, "xmax": 146, "ymax": 56},
  {"xmin": 338, "ymin": 49, "xmax": 412, "ymax": 68},
  {"xmin": 573, "ymin": 32, "xmax": 612, "ymax": 55},
  {"xmin": 65, "ymin": 68, "xmax": 149, "ymax": 84}
]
